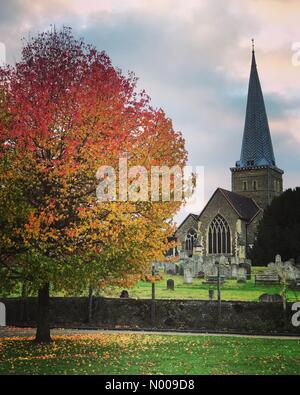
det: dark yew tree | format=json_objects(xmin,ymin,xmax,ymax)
[{"xmin": 251, "ymin": 188, "xmax": 300, "ymax": 266}]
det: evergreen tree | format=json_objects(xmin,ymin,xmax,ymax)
[{"xmin": 251, "ymin": 188, "xmax": 300, "ymax": 266}]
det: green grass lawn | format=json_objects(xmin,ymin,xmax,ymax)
[
  {"xmin": 3, "ymin": 267, "xmax": 299, "ymax": 302},
  {"xmin": 1, "ymin": 332, "xmax": 300, "ymax": 375},
  {"xmin": 101, "ymin": 267, "xmax": 300, "ymax": 302}
]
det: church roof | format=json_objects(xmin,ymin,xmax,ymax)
[
  {"xmin": 219, "ymin": 188, "xmax": 261, "ymax": 221},
  {"xmin": 175, "ymin": 213, "xmax": 198, "ymax": 233},
  {"xmin": 236, "ymin": 48, "xmax": 276, "ymax": 169},
  {"xmin": 190, "ymin": 213, "xmax": 199, "ymax": 221},
  {"xmin": 176, "ymin": 189, "xmax": 261, "ymax": 236}
]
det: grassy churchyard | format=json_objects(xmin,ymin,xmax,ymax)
[
  {"xmin": 1, "ymin": 266, "xmax": 299, "ymax": 376},
  {"xmin": 0, "ymin": 330, "xmax": 300, "ymax": 375},
  {"xmin": 101, "ymin": 267, "xmax": 299, "ymax": 302}
]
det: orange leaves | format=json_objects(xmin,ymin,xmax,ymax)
[
  {"xmin": 143, "ymin": 274, "xmax": 163, "ymax": 283},
  {"xmin": 24, "ymin": 211, "xmax": 41, "ymax": 239},
  {"xmin": 0, "ymin": 27, "xmax": 187, "ymax": 293}
]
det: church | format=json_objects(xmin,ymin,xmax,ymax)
[{"xmin": 175, "ymin": 46, "xmax": 284, "ymax": 264}]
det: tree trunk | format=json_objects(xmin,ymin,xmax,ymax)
[
  {"xmin": 283, "ymin": 294, "xmax": 287, "ymax": 325},
  {"xmin": 151, "ymin": 265, "xmax": 156, "ymax": 326},
  {"xmin": 20, "ymin": 281, "xmax": 28, "ymax": 323},
  {"xmin": 87, "ymin": 285, "xmax": 93, "ymax": 323},
  {"xmin": 35, "ymin": 283, "xmax": 51, "ymax": 343}
]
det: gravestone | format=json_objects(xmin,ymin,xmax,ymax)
[
  {"xmin": 268, "ymin": 262, "xmax": 275, "ymax": 268},
  {"xmin": 259, "ymin": 294, "xmax": 273, "ymax": 302},
  {"xmin": 203, "ymin": 256, "xmax": 217, "ymax": 276},
  {"xmin": 275, "ymin": 254, "xmax": 282, "ymax": 265},
  {"xmin": 240, "ymin": 260, "xmax": 252, "ymax": 279},
  {"xmin": 219, "ymin": 255, "xmax": 228, "ymax": 266},
  {"xmin": 197, "ymin": 271, "xmax": 205, "ymax": 279},
  {"xmin": 194, "ymin": 257, "xmax": 204, "ymax": 278},
  {"xmin": 178, "ymin": 262, "xmax": 184, "ymax": 276},
  {"xmin": 0, "ymin": 302, "xmax": 5, "ymax": 327},
  {"xmin": 259, "ymin": 294, "xmax": 283, "ymax": 303},
  {"xmin": 230, "ymin": 257, "xmax": 236, "ymax": 265},
  {"xmin": 237, "ymin": 267, "xmax": 247, "ymax": 283},
  {"xmin": 272, "ymin": 294, "xmax": 284, "ymax": 303},
  {"xmin": 209, "ymin": 264, "xmax": 218, "ymax": 277},
  {"xmin": 283, "ymin": 260, "xmax": 300, "ymax": 281},
  {"xmin": 120, "ymin": 290, "xmax": 129, "ymax": 298},
  {"xmin": 220, "ymin": 264, "xmax": 231, "ymax": 279},
  {"xmin": 231, "ymin": 264, "xmax": 238, "ymax": 279},
  {"xmin": 166, "ymin": 268, "xmax": 175, "ymax": 275},
  {"xmin": 165, "ymin": 262, "xmax": 176, "ymax": 275},
  {"xmin": 167, "ymin": 279, "xmax": 175, "ymax": 291},
  {"xmin": 184, "ymin": 268, "xmax": 193, "ymax": 284}
]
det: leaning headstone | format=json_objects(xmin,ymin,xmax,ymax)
[
  {"xmin": 167, "ymin": 279, "xmax": 175, "ymax": 291},
  {"xmin": 275, "ymin": 254, "xmax": 282, "ymax": 265},
  {"xmin": 0, "ymin": 302, "xmax": 6, "ymax": 327}
]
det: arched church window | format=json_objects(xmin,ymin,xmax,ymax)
[
  {"xmin": 208, "ymin": 214, "xmax": 231, "ymax": 255},
  {"xmin": 185, "ymin": 229, "xmax": 197, "ymax": 257}
]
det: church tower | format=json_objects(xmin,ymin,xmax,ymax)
[{"xmin": 231, "ymin": 42, "xmax": 284, "ymax": 209}]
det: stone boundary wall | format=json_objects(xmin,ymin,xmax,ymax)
[{"xmin": 0, "ymin": 297, "xmax": 299, "ymax": 334}]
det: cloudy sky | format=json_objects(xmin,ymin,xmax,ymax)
[{"xmin": 0, "ymin": 0, "xmax": 299, "ymax": 223}]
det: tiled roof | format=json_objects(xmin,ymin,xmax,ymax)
[
  {"xmin": 175, "ymin": 213, "xmax": 199, "ymax": 232},
  {"xmin": 219, "ymin": 188, "xmax": 261, "ymax": 221},
  {"xmin": 236, "ymin": 50, "xmax": 276, "ymax": 169}
]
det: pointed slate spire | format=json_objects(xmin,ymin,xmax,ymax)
[{"xmin": 236, "ymin": 41, "xmax": 276, "ymax": 168}]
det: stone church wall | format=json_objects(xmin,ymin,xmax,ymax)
[
  {"xmin": 175, "ymin": 215, "xmax": 198, "ymax": 249},
  {"xmin": 231, "ymin": 166, "xmax": 283, "ymax": 209},
  {"xmin": 198, "ymin": 189, "xmax": 240, "ymax": 256}
]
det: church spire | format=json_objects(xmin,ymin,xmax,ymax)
[{"xmin": 236, "ymin": 42, "xmax": 276, "ymax": 168}]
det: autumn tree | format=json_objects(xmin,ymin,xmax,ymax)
[{"xmin": 0, "ymin": 27, "xmax": 187, "ymax": 342}]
